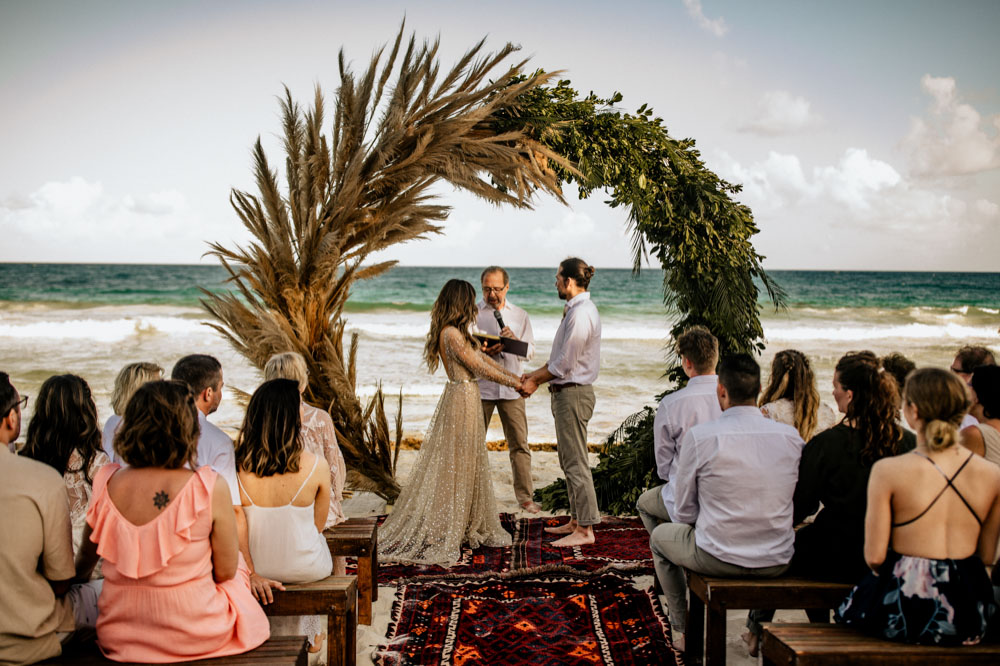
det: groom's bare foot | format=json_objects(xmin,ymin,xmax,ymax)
[
  {"xmin": 551, "ymin": 526, "xmax": 594, "ymax": 547},
  {"xmin": 544, "ymin": 520, "xmax": 577, "ymax": 535}
]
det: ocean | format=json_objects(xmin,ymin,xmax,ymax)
[{"xmin": 1, "ymin": 264, "xmax": 997, "ymax": 443}]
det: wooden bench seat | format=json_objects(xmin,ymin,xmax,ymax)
[
  {"xmin": 263, "ymin": 575, "xmax": 357, "ymax": 666},
  {"xmin": 761, "ymin": 622, "xmax": 1000, "ymax": 665},
  {"xmin": 684, "ymin": 572, "xmax": 853, "ymax": 665},
  {"xmin": 45, "ymin": 635, "xmax": 308, "ymax": 665},
  {"xmin": 324, "ymin": 516, "xmax": 377, "ymax": 625}
]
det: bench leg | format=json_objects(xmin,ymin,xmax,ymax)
[
  {"xmin": 706, "ymin": 603, "xmax": 727, "ymax": 666},
  {"xmin": 686, "ymin": 592, "xmax": 704, "ymax": 664},
  {"xmin": 328, "ymin": 604, "xmax": 357, "ymax": 666},
  {"xmin": 357, "ymin": 555, "xmax": 373, "ymax": 625}
]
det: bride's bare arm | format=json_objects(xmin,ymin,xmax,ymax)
[{"xmin": 441, "ymin": 327, "xmax": 521, "ymax": 388}]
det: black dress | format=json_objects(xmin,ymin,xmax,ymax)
[{"xmin": 790, "ymin": 424, "xmax": 915, "ymax": 583}]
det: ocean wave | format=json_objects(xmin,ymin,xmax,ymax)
[
  {"xmin": 0, "ymin": 316, "xmax": 206, "ymax": 341},
  {"xmin": 764, "ymin": 322, "xmax": 998, "ymax": 342}
]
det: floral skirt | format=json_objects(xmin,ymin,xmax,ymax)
[{"xmin": 835, "ymin": 549, "xmax": 996, "ymax": 645}]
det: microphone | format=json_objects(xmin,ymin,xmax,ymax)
[{"xmin": 493, "ymin": 309, "xmax": 506, "ymax": 332}]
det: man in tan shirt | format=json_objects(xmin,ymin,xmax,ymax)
[{"xmin": 0, "ymin": 373, "xmax": 95, "ymax": 664}]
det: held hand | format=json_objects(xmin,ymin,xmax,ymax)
[
  {"xmin": 250, "ymin": 572, "xmax": 285, "ymax": 605},
  {"xmin": 520, "ymin": 376, "xmax": 539, "ymax": 398}
]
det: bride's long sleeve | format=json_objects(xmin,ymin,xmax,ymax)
[{"xmin": 442, "ymin": 327, "xmax": 520, "ymax": 388}]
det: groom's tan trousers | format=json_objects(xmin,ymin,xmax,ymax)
[{"xmin": 550, "ymin": 384, "xmax": 600, "ymax": 526}]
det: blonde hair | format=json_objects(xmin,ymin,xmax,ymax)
[
  {"xmin": 424, "ymin": 279, "xmax": 479, "ymax": 373},
  {"xmin": 264, "ymin": 352, "xmax": 308, "ymax": 392},
  {"xmin": 760, "ymin": 350, "xmax": 822, "ymax": 441},
  {"xmin": 903, "ymin": 367, "xmax": 970, "ymax": 452},
  {"xmin": 111, "ymin": 362, "xmax": 164, "ymax": 414}
]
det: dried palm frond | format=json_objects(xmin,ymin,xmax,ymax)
[{"xmin": 202, "ymin": 24, "xmax": 568, "ymax": 500}]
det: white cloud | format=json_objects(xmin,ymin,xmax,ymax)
[
  {"xmin": 902, "ymin": 75, "xmax": 1000, "ymax": 177},
  {"xmin": 712, "ymin": 148, "xmax": 999, "ymax": 269},
  {"xmin": 0, "ymin": 177, "xmax": 231, "ymax": 262},
  {"xmin": 738, "ymin": 90, "xmax": 823, "ymax": 135},
  {"xmin": 682, "ymin": 0, "xmax": 729, "ymax": 37}
]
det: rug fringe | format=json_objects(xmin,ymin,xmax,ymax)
[{"xmin": 395, "ymin": 562, "xmax": 646, "ymax": 586}]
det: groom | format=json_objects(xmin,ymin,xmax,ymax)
[{"xmin": 521, "ymin": 257, "xmax": 602, "ymax": 547}]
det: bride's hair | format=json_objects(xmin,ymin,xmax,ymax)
[{"xmin": 424, "ymin": 279, "xmax": 480, "ymax": 373}]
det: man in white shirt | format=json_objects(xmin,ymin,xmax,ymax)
[
  {"xmin": 477, "ymin": 266, "xmax": 540, "ymax": 513},
  {"xmin": 951, "ymin": 345, "xmax": 996, "ymax": 429},
  {"xmin": 522, "ymin": 257, "xmax": 601, "ymax": 547},
  {"xmin": 636, "ymin": 325, "xmax": 721, "ymax": 535},
  {"xmin": 170, "ymin": 354, "xmax": 284, "ymax": 601},
  {"xmin": 651, "ymin": 353, "xmax": 805, "ymax": 649}
]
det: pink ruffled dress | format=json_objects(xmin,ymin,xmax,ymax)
[{"xmin": 87, "ymin": 464, "xmax": 270, "ymax": 663}]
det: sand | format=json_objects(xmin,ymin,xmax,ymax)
[{"xmin": 340, "ymin": 448, "xmax": 805, "ymax": 665}]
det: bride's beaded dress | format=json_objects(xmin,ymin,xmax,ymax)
[{"xmin": 379, "ymin": 326, "xmax": 520, "ymax": 565}]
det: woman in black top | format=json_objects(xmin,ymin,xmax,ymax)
[{"xmin": 745, "ymin": 352, "xmax": 915, "ymax": 654}]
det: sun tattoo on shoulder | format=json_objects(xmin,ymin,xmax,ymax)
[{"xmin": 153, "ymin": 491, "xmax": 170, "ymax": 510}]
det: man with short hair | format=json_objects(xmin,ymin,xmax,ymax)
[
  {"xmin": 0, "ymin": 373, "xmax": 100, "ymax": 663},
  {"xmin": 522, "ymin": 257, "xmax": 602, "ymax": 547},
  {"xmin": 650, "ymin": 354, "xmax": 805, "ymax": 649},
  {"xmin": 170, "ymin": 354, "xmax": 283, "ymax": 601},
  {"xmin": 478, "ymin": 266, "xmax": 540, "ymax": 513},
  {"xmin": 951, "ymin": 345, "xmax": 996, "ymax": 428},
  {"xmin": 636, "ymin": 325, "xmax": 721, "ymax": 536}
]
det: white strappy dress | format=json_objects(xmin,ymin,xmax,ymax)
[{"xmin": 238, "ymin": 456, "xmax": 333, "ymax": 646}]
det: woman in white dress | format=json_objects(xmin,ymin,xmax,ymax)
[
  {"xmin": 234, "ymin": 379, "xmax": 333, "ymax": 654},
  {"xmin": 759, "ymin": 349, "xmax": 835, "ymax": 441},
  {"xmin": 379, "ymin": 279, "xmax": 524, "ymax": 565}
]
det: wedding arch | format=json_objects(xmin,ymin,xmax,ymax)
[{"xmin": 201, "ymin": 25, "xmax": 782, "ymax": 503}]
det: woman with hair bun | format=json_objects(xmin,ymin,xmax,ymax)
[
  {"xmin": 759, "ymin": 349, "xmax": 836, "ymax": 441},
  {"xmin": 960, "ymin": 364, "xmax": 1000, "ymax": 465},
  {"xmin": 837, "ymin": 368, "xmax": 1000, "ymax": 645}
]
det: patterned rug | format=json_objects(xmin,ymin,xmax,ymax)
[
  {"xmin": 373, "ymin": 568, "xmax": 681, "ymax": 665},
  {"xmin": 352, "ymin": 514, "xmax": 654, "ymax": 585}
]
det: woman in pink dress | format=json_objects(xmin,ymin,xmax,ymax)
[{"xmin": 75, "ymin": 380, "xmax": 269, "ymax": 663}]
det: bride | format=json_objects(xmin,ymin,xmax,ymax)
[{"xmin": 379, "ymin": 279, "xmax": 524, "ymax": 565}]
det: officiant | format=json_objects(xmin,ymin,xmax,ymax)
[{"xmin": 477, "ymin": 266, "xmax": 540, "ymax": 513}]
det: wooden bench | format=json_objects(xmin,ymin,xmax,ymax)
[
  {"xmin": 761, "ymin": 623, "xmax": 1000, "ymax": 665},
  {"xmin": 324, "ymin": 516, "xmax": 377, "ymax": 625},
  {"xmin": 45, "ymin": 635, "xmax": 308, "ymax": 664},
  {"xmin": 263, "ymin": 575, "xmax": 357, "ymax": 666},
  {"xmin": 684, "ymin": 572, "xmax": 853, "ymax": 665}
]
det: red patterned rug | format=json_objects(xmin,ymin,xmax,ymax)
[
  {"xmin": 352, "ymin": 514, "xmax": 654, "ymax": 585},
  {"xmin": 373, "ymin": 568, "xmax": 681, "ymax": 665}
]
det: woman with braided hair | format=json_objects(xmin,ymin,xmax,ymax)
[
  {"xmin": 759, "ymin": 349, "xmax": 835, "ymax": 441},
  {"xmin": 837, "ymin": 368, "xmax": 1000, "ymax": 645}
]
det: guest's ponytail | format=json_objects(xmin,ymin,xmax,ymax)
[{"xmin": 902, "ymin": 367, "xmax": 969, "ymax": 451}]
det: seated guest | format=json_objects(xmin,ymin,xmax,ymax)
[
  {"xmin": 75, "ymin": 380, "xmax": 269, "ymax": 662},
  {"xmin": 960, "ymin": 365, "xmax": 1000, "ymax": 465},
  {"xmin": 637, "ymin": 325, "xmax": 721, "ymax": 536},
  {"xmin": 171, "ymin": 355, "xmax": 282, "ymax": 599},
  {"xmin": 0, "ymin": 373, "xmax": 101, "ymax": 664},
  {"xmin": 263, "ymin": 352, "xmax": 347, "ymax": 531},
  {"xmin": 101, "ymin": 361, "xmax": 163, "ymax": 463},
  {"xmin": 745, "ymin": 352, "xmax": 916, "ymax": 653},
  {"xmin": 651, "ymin": 354, "xmax": 805, "ymax": 650},
  {"xmin": 235, "ymin": 379, "xmax": 334, "ymax": 654},
  {"xmin": 759, "ymin": 349, "xmax": 836, "ymax": 440},
  {"xmin": 951, "ymin": 345, "xmax": 996, "ymax": 429},
  {"xmin": 837, "ymin": 368, "xmax": 1000, "ymax": 645},
  {"xmin": 20, "ymin": 374, "xmax": 110, "ymax": 569}
]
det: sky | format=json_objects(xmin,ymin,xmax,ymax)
[{"xmin": 1, "ymin": 0, "xmax": 998, "ymax": 270}]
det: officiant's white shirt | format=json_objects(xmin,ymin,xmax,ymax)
[{"xmin": 476, "ymin": 299, "xmax": 535, "ymax": 401}]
